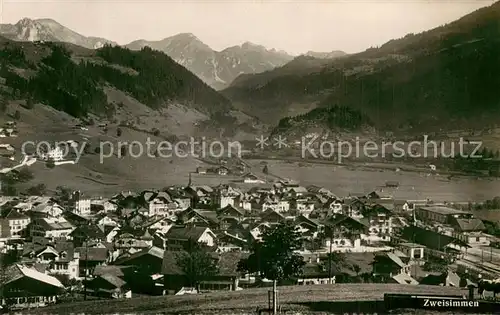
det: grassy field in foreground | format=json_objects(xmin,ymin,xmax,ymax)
[{"xmin": 32, "ymin": 284, "xmax": 468, "ymax": 314}]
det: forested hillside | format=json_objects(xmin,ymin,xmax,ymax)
[
  {"xmin": 223, "ymin": 1, "xmax": 500, "ymax": 131},
  {"xmin": 0, "ymin": 40, "xmax": 233, "ymax": 121}
]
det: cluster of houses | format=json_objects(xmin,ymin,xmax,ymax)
[
  {"xmin": 0, "ymin": 179, "xmax": 497, "ymax": 310},
  {"xmin": 0, "ymin": 121, "xmax": 18, "ymax": 139}
]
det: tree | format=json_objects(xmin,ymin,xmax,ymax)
[
  {"xmin": 237, "ymin": 223, "xmax": 305, "ymax": 313},
  {"xmin": 55, "ymin": 186, "xmax": 72, "ymax": 204},
  {"xmin": 25, "ymin": 97, "xmax": 34, "ymax": 109},
  {"xmin": 152, "ymin": 128, "xmax": 160, "ymax": 136},
  {"xmin": 17, "ymin": 168, "xmax": 34, "ymax": 183},
  {"xmin": 120, "ymin": 146, "xmax": 127, "ymax": 157},
  {"xmin": 352, "ymin": 264, "xmax": 361, "ymax": 277},
  {"xmin": 94, "ymin": 147, "xmax": 101, "ymax": 154},
  {"xmin": 46, "ymin": 158, "xmax": 55, "ymax": 169},
  {"xmin": 26, "ymin": 183, "xmax": 47, "ymax": 196},
  {"xmin": 263, "ymin": 165, "xmax": 269, "ymax": 174},
  {"xmin": 0, "ymin": 98, "xmax": 7, "ymax": 112},
  {"xmin": 116, "ymin": 128, "xmax": 122, "ymax": 137},
  {"xmin": 1, "ymin": 184, "xmax": 17, "ymax": 196},
  {"xmin": 13, "ymin": 110, "xmax": 20, "ymax": 120},
  {"xmin": 175, "ymin": 240, "xmax": 218, "ymax": 291}
]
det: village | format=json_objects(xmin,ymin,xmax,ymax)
[{"xmin": 1, "ymin": 167, "xmax": 500, "ymax": 311}]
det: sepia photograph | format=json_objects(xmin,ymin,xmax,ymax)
[{"xmin": 0, "ymin": 0, "xmax": 500, "ymax": 314}]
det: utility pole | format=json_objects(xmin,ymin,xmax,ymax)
[
  {"xmin": 83, "ymin": 236, "xmax": 88, "ymax": 301},
  {"xmin": 272, "ymin": 279, "xmax": 277, "ymax": 315},
  {"xmin": 328, "ymin": 225, "xmax": 334, "ymax": 284}
]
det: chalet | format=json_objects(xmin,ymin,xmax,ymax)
[
  {"xmin": 242, "ymin": 173, "xmax": 264, "ymax": 184},
  {"xmin": 216, "ymin": 231, "xmax": 248, "ymax": 252},
  {"xmin": 394, "ymin": 200, "xmax": 415, "ymax": 212},
  {"xmin": 0, "ymin": 264, "xmax": 64, "ymax": 310},
  {"xmin": 385, "ymin": 181, "xmax": 399, "ymax": 188},
  {"xmin": 343, "ymin": 198, "xmax": 365, "ymax": 218},
  {"xmin": 249, "ymin": 222, "xmax": 272, "ymax": 241},
  {"xmin": 324, "ymin": 198, "xmax": 343, "ymax": 214},
  {"xmin": 397, "ymin": 242, "xmax": 425, "ymax": 261},
  {"xmin": 114, "ymin": 233, "xmax": 150, "ymax": 253},
  {"xmin": 91, "ymin": 199, "xmax": 118, "ymax": 212},
  {"xmin": 86, "ymin": 273, "xmax": 132, "ymax": 299},
  {"xmin": 30, "ymin": 217, "xmax": 74, "ymax": 239},
  {"xmin": 96, "ymin": 214, "xmax": 121, "ymax": 227},
  {"xmin": 69, "ymin": 224, "xmax": 106, "ymax": 247},
  {"xmin": 0, "ymin": 144, "xmax": 15, "ymax": 157},
  {"xmin": 218, "ymin": 204, "xmax": 245, "ymax": 218},
  {"xmin": 185, "ymin": 186, "xmax": 213, "ymax": 207},
  {"xmin": 176, "ymin": 208, "xmax": 219, "ymax": 228},
  {"xmin": 372, "ymin": 252, "xmax": 411, "ymax": 281},
  {"xmin": 260, "ymin": 209, "xmax": 285, "ymax": 223},
  {"xmin": 75, "ymin": 247, "xmax": 109, "ymax": 276},
  {"xmin": 323, "ymin": 215, "xmax": 368, "ymax": 250},
  {"xmin": 21, "ymin": 242, "xmax": 80, "ymax": 279},
  {"xmin": 294, "ymin": 215, "xmax": 323, "ymax": 238},
  {"xmin": 294, "ymin": 199, "xmax": 315, "ymax": 214},
  {"xmin": 162, "ymin": 251, "xmax": 249, "ymax": 294},
  {"xmin": 141, "ymin": 216, "xmax": 174, "ymax": 234},
  {"xmin": 420, "ymin": 270, "xmax": 461, "ymax": 287},
  {"xmin": 360, "ymin": 204, "xmax": 394, "ymax": 242},
  {"xmin": 30, "ymin": 202, "xmax": 65, "ymax": 218},
  {"xmin": 306, "ymin": 185, "xmax": 337, "ymax": 198},
  {"xmin": 113, "ymin": 246, "xmax": 165, "ymax": 274},
  {"xmin": 62, "ymin": 211, "xmax": 90, "ymax": 227},
  {"xmin": 0, "ymin": 209, "xmax": 30, "ymax": 238},
  {"xmin": 217, "ymin": 166, "xmax": 229, "ymax": 176},
  {"xmin": 164, "ymin": 225, "xmax": 217, "ymax": 249},
  {"xmin": 99, "ymin": 225, "xmax": 120, "ymax": 243},
  {"xmin": 298, "ymin": 262, "xmax": 332, "ymax": 285}
]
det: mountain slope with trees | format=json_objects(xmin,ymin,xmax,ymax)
[
  {"xmin": 126, "ymin": 35, "xmax": 294, "ymax": 90},
  {"xmin": 0, "ymin": 38, "xmax": 235, "ymax": 125},
  {"xmin": 223, "ymin": 1, "xmax": 500, "ymax": 131}
]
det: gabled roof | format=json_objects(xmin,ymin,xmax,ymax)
[
  {"xmin": 450, "ymin": 217, "xmax": 486, "ymax": 232},
  {"xmin": 162, "ymin": 250, "xmax": 249, "ymax": 276},
  {"xmin": 75, "ymin": 247, "xmax": 108, "ymax": 261},
  {"xmin": 165, "ymin": 225, "xmax": 214, "ymax": 242},
  {"xmin": 98, "ymin": 273, "xmax": 127, "ymax": 289},
  {"xmin": 400, "ymin": 225, "xmax": 470, "ymax": 250},
  {"xmin": 70, "ymin": 224, "xmax": 105, "ymax": 239},
  {"xmin": 4, "ymin": 264, "xmax": 64, "ymax": 288},
  {"xmin": 218, "ymin": 204, "xmax": 244, "ymax": 217},
  {"xmin": 113, "ymin": 246, "xmax": 164, "ymax": 265},
  {"xmin": 1, "ymin": 208, "xmax": 29, "ymax": 220}
]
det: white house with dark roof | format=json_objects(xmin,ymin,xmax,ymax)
[
  {"xmin": 30, "ymin": 217, "xmax": 74, "ymax": 239},
  {"xmin": 0, "ymin": 209, "xmax": 30, "ymax": 239}
]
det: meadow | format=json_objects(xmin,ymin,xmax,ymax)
[
  {"xmin": 249, "ymin": 159, "xmax": 500, "ymax": 202},
  {"xmin": 31, "ymin": 284, "xmax": 468, "ymax": 314}
]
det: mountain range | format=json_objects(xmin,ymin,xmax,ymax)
[
  {"xmin": 0, "ymin": 18, "xmax": 347, "ymax": 90},
  {"xmin": 2, "ymin": 1, "xmax": 500, "ymax": 137}
]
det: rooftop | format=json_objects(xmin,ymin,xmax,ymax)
[{"xmin": 419, "ymin": 206, "xmax": 468, "ymax": 215}]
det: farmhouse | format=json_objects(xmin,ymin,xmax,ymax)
[
  {"xmin": 162, "ymin": 251, "xmax": 248, "ymax": 294},
  {"xmin": 0, "ymin": 264, "xmax": 64, "ymax": 309}
]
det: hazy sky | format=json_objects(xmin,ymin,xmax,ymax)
[{"xmin": 1, "ymin": 0, "xmax": 497, "ymax": 55}]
